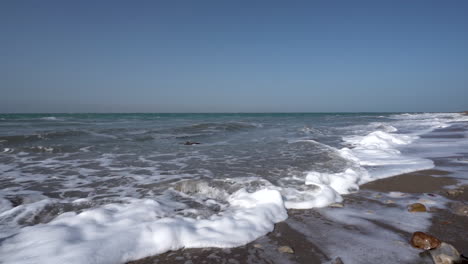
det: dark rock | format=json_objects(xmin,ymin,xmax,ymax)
[
  {"xmin": 410, "ymin": 232, "xmax": 441, "ymax": 250},
  {"xmin": 408, "ymin": 203, "xmax": 427, "ymax": 212},
  {"xmin": 183, "ymin": 141, "xmax": 200, "ymax": 145},
  {"xmin": 7, "ymin": 196, "xmax": 23, "ymax": 207}
]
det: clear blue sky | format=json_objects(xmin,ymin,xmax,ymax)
[{"xmin": 1, "ymin": 0, "xmax": 468, "ymax": 113}]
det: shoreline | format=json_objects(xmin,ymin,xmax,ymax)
[{"xmin": 128, "ymin": 167, "xmax": 468, "ymax": 264}]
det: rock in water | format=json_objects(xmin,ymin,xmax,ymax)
[
  {"xmin": 420, "ymin": 242, "xmax": 461, "ymax": 264},
  {"xmin": 408, "ymin": 203, "xmax": 427, "ymax": 212},
  {"xmin": 278, "ymin": 246, "xmax": 294, "ymax": 254},
  {"xmin": 410, "ymin": 232, "xmax": 441, "ymax": 250},
  {"xmin": 183, "ymin": 141, "xmax": 200, "ymax": 145}
]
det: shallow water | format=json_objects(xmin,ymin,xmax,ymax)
[{"xmin": 0, "ymin": 112, "xmax": 467, "ymax": 264}]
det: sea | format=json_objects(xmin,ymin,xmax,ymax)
[{"xmin": 0, "ymin": 112, "xmax": 467, "ymax": 264}]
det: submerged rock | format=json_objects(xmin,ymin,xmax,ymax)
[
  {"xmin": 410, "ymin": 232, "xmax": 441, "ymax": 250},
  {"xmin": 408, "ymin": 203, "xmax": 427, "ymax": 212},
  {"xmin": 183, "ymin": 141, "xmax": 200, "ymax": 145},
  {"xmin": 420, "ymin": 242, "xmax": 461, "ymax": 264},
  {"xmin": 7, "ymin": 196, "xmax": 23, "ymax": 207},
  {"xmin": 278, "ymin": 245, "xmax": 294, "ymax": 254}
]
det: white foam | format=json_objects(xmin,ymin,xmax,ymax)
[
  {"xmin": 40, "ymin": 117, "xmax": 58, "ymax": 121},
  {"xmin": 282, "ymin": 185, "xmax": 343, "ymax": 209},
  {"xmin": 0, "ymin": 189, "xmax": 287, "ymax": 264},
  {"xmin": 342, "ymin": 131, "xmax": 434, "ymax": 181},
  {"xmin": 281, "ymin": 113, "xmax": 466, "ymax": 209}
]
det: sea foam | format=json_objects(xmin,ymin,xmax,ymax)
[{"xmin": 0, "ymin": 189, "xmax": 287, "ymax": 264}]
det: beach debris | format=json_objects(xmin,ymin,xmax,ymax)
[
  {"xmin": 331, "ymin": 257, "xmax": 344, "ymax": 264},
  {"xmin": 408, "ymin": 203, "xmax": 427, "ymax": 212},
  {"xmin": 410, "ymin": 232, "xmax": 441, "ymax": 250},
  {"xmin": 450, "ymin": 202, "xmax": 468, "ymax": 216},
  {"xmin": 183, "ymin": 141, "xmax": 200, "ymax": 145},
  {"xmin": 329, "ymin": 203, "xmax": 344, "ymax": 208},
  {"xmin": 419, "ymin": 242, "xmax": 461, "ymax": 264},
  {"xmin": 277, "ymin": 245, "xmax": 294, "ymax": 254}
]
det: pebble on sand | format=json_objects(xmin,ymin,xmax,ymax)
[
  {"xmin": 410, "ymin": 231, "xmax": 441, "ymax": 250},
  {"xmin": 408, "ymin": 203, "xmax": 427, "ymax": 212}
]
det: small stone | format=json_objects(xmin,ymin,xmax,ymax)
[
  {"xmin": 420, "ymin": 242, "xmax": 461, "ymax": 264},
  {"xmin": 408, "ymin": 203, "xmax": 427, "ymax": 212},
  {"xmin": 410, "ymin": 232, "xmax": 441, "ymax": 250},
  {"xmin": 385, "ymin": 200, "xmax": 395, "ymax": 204},
  {"xmin": 183, "ymin": 141, "xmax": 200, "ymax": 145},
  {"xmin": 329, "ymin": 203, "xmax": 344, "ymax": 208},
  {"xmin": 278, "ymin": 246, "xmax": 294, "ymax": 254},
  {"xmin": 253, "ymin": 244, "xmax": 262, "ymax": 249}
]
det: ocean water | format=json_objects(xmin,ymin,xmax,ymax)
[{"xmin": 0, "ymin": 112, "xmax": 467, "ymax": 264}]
